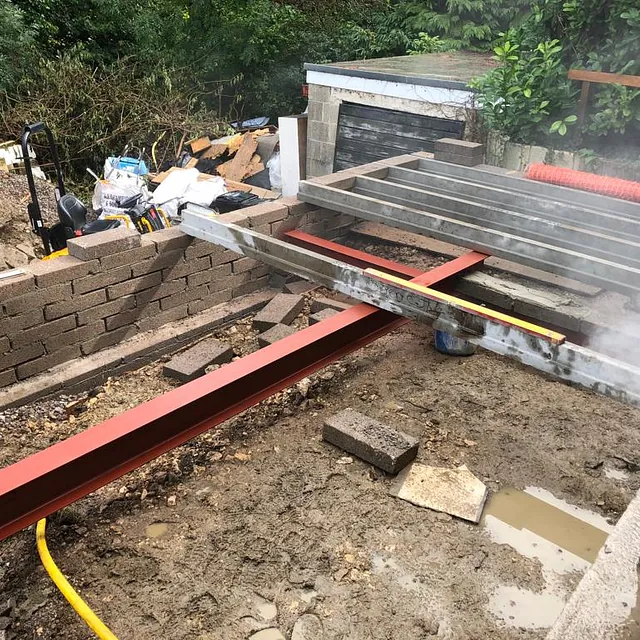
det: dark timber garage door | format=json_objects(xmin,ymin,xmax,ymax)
[{"xmin": 333, "ymin": 102, "xmax": 465, "ymax": 171}]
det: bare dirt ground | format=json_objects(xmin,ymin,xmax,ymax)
[{"xmin": 1, "ymin": 243, "xmax": 640, "ymax": 640}]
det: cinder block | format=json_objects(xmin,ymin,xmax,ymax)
[
  {"xmin": 310, "ymin": 297, "xmax": 352, "ymax": 314},
  {"xmin": 147, "ymin": 226, "xmax": 193, "ymax": 252},
  {"xmin": 45, "ymin": 288, "xmax": 107, "ymax": 321},
  {"xmin": 243, "ymin": 202, "xmax": 289, "ymax": 228},
  {"xmin": 233, "ymin": 257, "xmax": 261, "ymax": 274},
  {"xmin": 28, "ymin": 256, "xmax": 99, "ymax": 287},
  {"xmin": 99, "ymin": 240, "xmax": 155, "ymax": 271},
  {"xmin": 77, "ymin": 295, "xmax": 136, "ymax": 326},
  {"xmin": 105, "ymin": 301, "xmax": 160, "ymax": 330},
  {"xmin": 0, "ymin": 368, "xmax": 16, "ymax": 388},
  {"xmin": 163, "ymin": 338, "xmax": 234, "ymax": 382},
  {"xmin": 187, "ymin": 264, "xmax": 232, "ymax": 289},
  {"xmin": 278, "ymin": 197, "xmax": 315, "ymax": 217},
  {"xmin": 217, "ymin": 211, "xmax": 250, "ymax": 227},
  {"xmin": 0, "ymin": 308, "xmax": 44, "ymax": 335},
  {"xmin": 309, "ymin": 308, "xmax": 339, "ymax": 325},
  {"xmin": 67, "ymin": 227, "xmax": 141, "ymax": 261},
  {"xmin": 17, "ymin": 345, "xmax": 81, "ymax": 380},
  {"xmin": 0, "ymin": 336, "xmax": 9, "ymax": 354},
  {"xmin": 188, "ymin": 289, "xmax": 232, "ymax": 315},
  {"xmin": 107, "ymin": 271, "xmax": 162, "ymax": 299},
  {"xmin": 0, "ymin": 271, "xmax": 35, "ymax": 303},
  {"xmin": 257, "ymin": 323, "xmax": 296, "ymax": 347},
  {"xmin": 131, "ymin": 249, "xmax": 183, "ymax": 277},
  {"xmin": 184, "ymin": 240, "xmax": 226, "ymax": 261},
  {"xmin": 162, "ymin": 256, "xmax": 210, "ymax": 281},
  {"xmin": 323, "ymin": 408, "xmax": 418, "ymax": 474},
  {"xmin": 251, "ymin": 265, "xmax": 270, "ymax": 279},
  {"xmin": 136, "ymin": 304, "xmax": 189, "ymax": 332},
  {"xmin": 159, "ymin": 284, "xmax": 208, "ymax": 311},
  {"xmin": 211, "ymin": 249, "xmax": 239, "ymax": 267},
  {"xmin": 252, "ymin": 293, "xmax": 305, "ymax": 331},
  {"xmin": 1, "ymin": 342, "xmax": 45, "ymax": 369},
  {"xmin": 135, "ymin": 279, "xmax": 186, "ymax": 306},
  {"xmin": 11, "ymin": 314, "xmax": 76, "ymax": 349},
  {"xmin": 434, "ymin": 151, "xmax": 483, "ymax": 167},
  {"xmin": 232, "ymin": 276, "xmax": 269, "ymax": 298},
  {"xmin": 283, "ymin": 280, "xmax": 317, "ymax": 295},
  {"xmin": 44, "ymin": 321, "xmax": 104, "ymax": 352},
  {"xmin": 80, "ymin": 325, "xmax": 138, "ymax": 355},
  {"xmin": 434, "ymin": 138, "xmax": 485, "ymax": 157},
  {"xmin": 306, "ymin": 174, "xmax": 355, "ymax": 190},
  {"xmin": 73, "ymin": 265, "xmax": 132, "ymax": 295}
]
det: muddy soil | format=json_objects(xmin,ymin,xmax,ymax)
[{"xmin": 1, "ymin": 248, "xmax": 640, "ymax": 639}]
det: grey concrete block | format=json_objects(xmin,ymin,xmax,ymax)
[
  {"xmin": 309, "ymin": 308, "xmax": 339, "ymax": 325},
  {"xmin": 252, "ymin": 293, "xmax": 305, "ymax": 331},
  {"xmin": 28, "ymin": 255, "xmax": 99, "ymax": 287},
  {"xmin": 434, "ymin": 151, "xmax": 484, "ymax": 167},
  {"xmin": 67, "ymin": 227, "xmax": 141, "ymax": 260},
  {"xmin": 257, "ymin": 324, "xmax": 296, "ymax": 348},
  {"xmin": 310, "ymin": 297, "xmax": 352, "ymax": 314},
  {"xmin": 323, "ymin": 408, "xmax": 419, "ymax": 474},
  {"xmin": 0, "ymin": 272, "xmax": 35, "ymax": 302},
  {"xmin": 163, "ymin": 338, "xmax": 234, "ymax": 382},
  {"xmin": 435, "ymin": 138, "xmax": 485, "ymax": 156},
  {"xmin": 284, "ymin": 280, "xmax": 318, "ymax": 295}
]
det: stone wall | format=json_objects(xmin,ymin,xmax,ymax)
[
  {"xmin": 306, "ymin": 82, "xmax": 475, "ymax": 179},
  {"xmin": 0, "ymin": 198, "xmax": 354, "ymax": 389}
]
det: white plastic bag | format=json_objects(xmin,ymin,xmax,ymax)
[
  {"xmin": 151, "ymin": 168, "xmax": 200, "ymax": 218},
  {"xmin": 182, "ymin": 176, "xmax": 227, "ymax": 208},
  {"xmin": 92, "ymin": 158, "xmax": 145, "ymax": 214},
  {"xmin": 267, "ymin": 152, "xmax": 282, "ymax": 191}
]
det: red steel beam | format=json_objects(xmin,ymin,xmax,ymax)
[{"xmin": 0, "ymin": 251, "xmax": 486, "ymax": 541}]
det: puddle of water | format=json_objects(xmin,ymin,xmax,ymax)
[
  {"xmin": 483, "ymin": 487, "xmax": 612, "ymax": 630},
  {"xmin": 145, "ymin": 522, "xmax": 169, "ymax": 538},
  {"xmin": 605, "ymin": 467, "xmax": 630, "ymax": 481},
  {"xmin": 483, "ymin": 487, "xmax": 611, "ymax": 566}
]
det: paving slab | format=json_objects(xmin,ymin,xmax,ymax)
[
  {"xmin": 323, "ymin": 408, "xmax": 418, "ymax": 474},
  {"xmin": 309, "ymin": 308, "xmax": 339, "ymax": 325},
  {"xmin": 284, "ymin": 280, "xmax": 319, "ymax": 295},
  {"xmin": 310, "ymin": 297, "xmax": 352, "ymax": 314},
  {"xmin": 163, "ymin": 338, "xmax": 234, "ymax": 382},
  {"xmin": 390, "ymin": 463, "xmax": 488, "ymax": 523},
  {"xmin": 252, "ymin": 293, "xmax": 305, "ymax": 331},
  {"xmin": 257, "ymin": 324, "xmax": 297, "ymax": 348}
]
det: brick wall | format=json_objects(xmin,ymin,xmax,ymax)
[{"xmin": 0, "ymin": 199, "xmax": 354, "ymax": 389}]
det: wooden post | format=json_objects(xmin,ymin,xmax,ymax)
[{"xmin": 578, "ymin": 81, "xmax": 591, "ymax": 127}]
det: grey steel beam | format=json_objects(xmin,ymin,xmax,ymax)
[
  {"xmin": 353, "ymin": 175, "xmax": 640, "ymax": 267},
  {"xmin": 415, "ymin": 157, "xmax": 640, "ymax": 219},
  {"xmin": 297, "ymin": 180, "xmax": 640, "ymax": 295},
  {"xmin": 180, "ymin": 206, "xmax": 640, "ymax": 407},
  {"xmin": 386, "ymin": 166, "xmax": 640, "ymax": 240}
]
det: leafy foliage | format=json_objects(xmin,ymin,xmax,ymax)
[{"xmin": 0, "ymin": 1, "xmax": 34, "ymax": 93}]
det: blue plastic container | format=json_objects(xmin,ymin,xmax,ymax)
[
  {"xmin": 433, "ymin": 314, "xmax": 477, "ymax": 356},
  {"xmin": 110, "ymin": 156, "xmax": 149, "ymax": 176}
]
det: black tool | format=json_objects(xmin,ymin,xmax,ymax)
[{"xmin": 21, "ymin": 122, "xmax": 120, "ymax": 256}]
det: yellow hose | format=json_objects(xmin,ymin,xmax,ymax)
[{"xmin": 36, "ymin": 519, "xmax": 120, "ymax": 640}]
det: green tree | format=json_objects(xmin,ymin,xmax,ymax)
[{"xmin": 0, "ymin": 1, "xmax": 34, "ymax": 93}]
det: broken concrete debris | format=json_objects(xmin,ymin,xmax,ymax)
[
  {"xmin": 390, "ymin": 463, "xmax": 488, "ymax": 523},
  {"xmin": 163, "ymin": 338, "xmax": 234, "ymax": 382},
  {"xmin": 249, "ymin": 630, "xmax": 285, "ymax": 640},
  {"xmin": 253, "ymin": 293, "xmax": 305, "ymax": 331},
  {"xmin": 323, "ymin": 408, "xmax": 418, "ymax": 474},
  {"xmin": 257, "ymin": 324, "xmax": 297, "ymax": 348},
  {"xmin": 310, "ymin": 297, "xmax": 352, "ymax": 314},
  {"xmin": 291, "ymin": 614, "xmax": 324, "ymax": 640},
  {"xmin": 284, "ymin": 280, "xmax": 318, "ymax": 295}
]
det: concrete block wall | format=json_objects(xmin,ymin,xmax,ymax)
[
  {"xmin": 0, "ymin": 200, "xmax": 354, "ymax": 389},
  {"xmin": 306, "ymin": 83, "xmax": 472, "ymax": 178}
]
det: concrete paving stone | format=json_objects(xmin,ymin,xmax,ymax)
[
  {"xmin": 284, "ymin": 280, "xmax": 318, "ymax": 295},
  {"xmin": 163, "ymin": 338, "xmax": 234, "ymax": 382},
  {"xmin": 390, "ymin": 463, "xmax": 488, "ymax": 523},
  {"xmin": 434, "ymin": 151, "xmax": 483, "ymax": 167},
  {"xmin": 309, "ymin": 308, "xmax": 339, "ymax": 325},
  {"xmin": 434, "ymin": 138, "xmax": 485, "ymax": 156},
  {"xmin": 249, "ymin": 630, "xmax": 285, "ymax": 640},
  {"xmin": 252, "ymin": 293, "xmax": 305, "ymax": 331},
  {"xmin": 323, "ymin": 408, "xmax": 419, "ymax": 474},
  {"xmin": 67, "ymin": 227, "xmax": 141, "ymax": 261},
  {"xmin": 257, "ymin": 324, "xmax": 296, "ymax": 348},
  {"xmin": 310, "ymin": 297, "xmax": 352, "ymax": 314}
]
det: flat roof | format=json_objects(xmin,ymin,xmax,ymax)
[{"xmin": 305, "ymin": 52, "xmax": 496, "ymax": 91}]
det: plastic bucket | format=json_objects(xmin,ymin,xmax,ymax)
[{"xmin": 434, "ymin": 329, "xmax": 476, "ymax": 356}]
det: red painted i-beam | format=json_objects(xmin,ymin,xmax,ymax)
[{"xmin": 0, "ymin": 249, "xmax": 486, "ymax": 541}]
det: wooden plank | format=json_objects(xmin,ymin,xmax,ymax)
[
  {"xmin": 568, "ymin": 69, "xmax": 640, "ymax": 88},
  {"xmin": 223, "ymin": 134, "xmax": 258, "ymax": 182},
  {"xmin": 338, "ymin": 114, "xmax": 460, "ymax": 140},
  {"xmin": 341, "ymin": 103, "xmax": 465, "ymax": 134},
  {"xmin": 188, "ymin": 136, "xmax": 211, "ymax": 154},
  {"xmin": 338, "ymin": 125, "xmax": 443, "ymax": 152},
  {"xmin": 577, "ymin": 81, "xmax": 591, "ymax": 126},
  {"xmin": 201, "ymin": 143, "xmax": 227, "ymax": 160}
]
